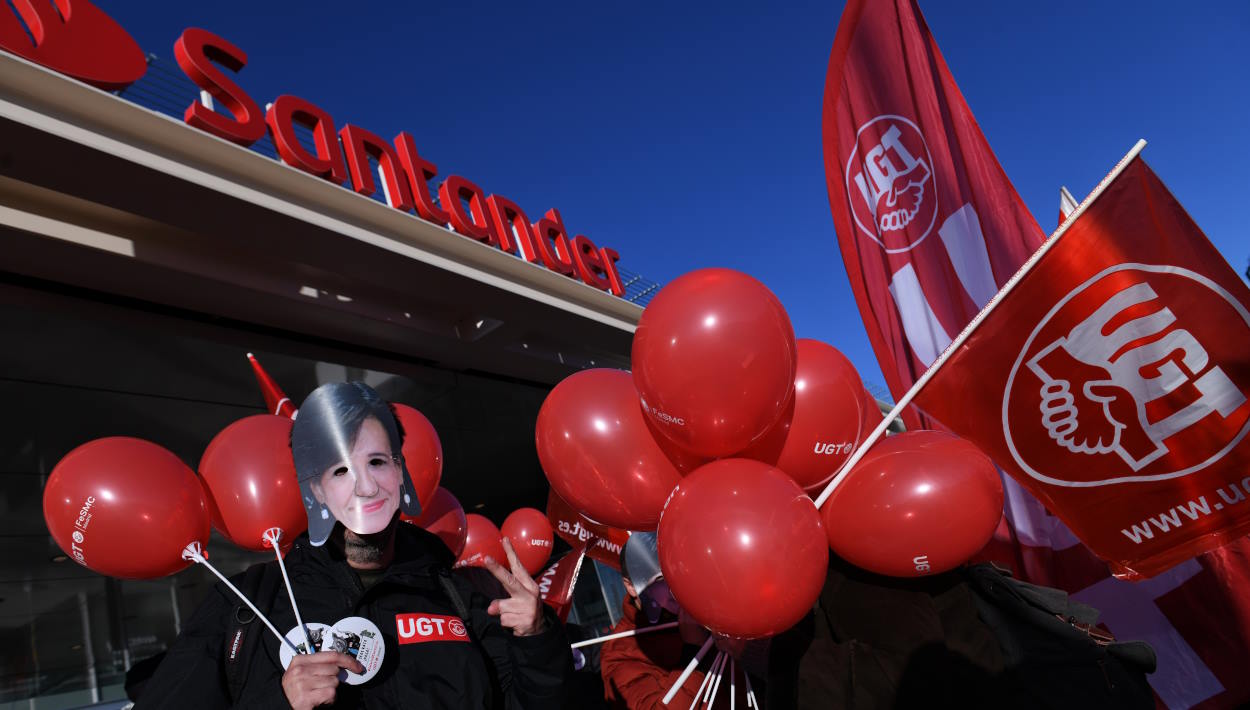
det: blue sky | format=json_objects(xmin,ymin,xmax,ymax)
[{"xmin": 107, "ymin": 0, "xmax": 1249, "ymax": 393}]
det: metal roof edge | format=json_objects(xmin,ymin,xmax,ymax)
[{"xmin": 0, "ymin": 52, "xmax": 643, "ymax": 333}]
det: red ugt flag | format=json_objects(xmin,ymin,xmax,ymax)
[
  {"xmin": 822, "ymin": 0, "xmax": 1045, "ymax": 428},
  {"xmin": 913, "ymin": 155, "xmax": 1250, "ymax": 580},
  {"xmin": 537, "ymin": 548, "xmax": 586, "ymax": 623}
]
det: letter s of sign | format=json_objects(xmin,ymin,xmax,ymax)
[
  {"xmin": 173, "ymin": 28, "xmax": 265, "ymax": 146},
  {"xmin": 0, "ymin": 0, "xmax": 147, "ymax": 89}
]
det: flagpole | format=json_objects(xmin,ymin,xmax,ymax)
[{"xmin": 814, "ymin": 139, "xmax": 1147, "ymax": 510}]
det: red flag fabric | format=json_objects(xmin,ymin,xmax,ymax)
[
  {"xmin": 822, "ymin": 0, "xmax": 1046, "ymax": 429},
  {"xmin": 537, "ymin": 548, "xmax": 586, "ymax": 623},
  {"xmin": 822, "ymin": 2, "xmax": 1250, "ymax": 707},
  {"xmin": 914, "ymin": 157, "xmax": 1250, "ymax": 579},
  {"xmin": 547, "ymin": 490, "xmax": 630, "ymax": 570},
  {"xmin": 912, "ymin": 156, "xmax": 1250, "ymax": 708}
]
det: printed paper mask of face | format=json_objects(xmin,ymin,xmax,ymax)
[{"xmin": 291, "ymin": 382, "xmax": 422, "ymax": 545}]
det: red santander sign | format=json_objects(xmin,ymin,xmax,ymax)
[
  {"xmin": 0, "ymin": 3, "xmax": 627, "ymax": 296},
  {"xmin": 0, "ymin": 0, "xmax": 145, "ymax": 90}
]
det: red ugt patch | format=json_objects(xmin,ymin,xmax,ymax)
[{"xmin": 395, "ymin": 613, "xmax": 469, "ymax": 644}]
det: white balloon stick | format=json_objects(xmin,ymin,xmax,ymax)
[
  {"xmin": 729, "ymin": 657, "xmax": 736, "ymax": 710},
  {"xmin": 181, "ymin": 542, "xmax": 299, "ymax": 654},
  {"xmin": 664, "ymin": 636, "xmax": 715, "ymax": 705},
  {"xmin": 691, "ymin": 651, "xmax": 723, "ymax": 710},
  {"xmin": 743, "ymin": 668, "xmax": 759, "ymax": 709},
  {"xmin": 569, "ymin": 621, "xmax": 678, "ymax": 649},
  {"xmin": 706, "ymin": 652, "xmax": 728, "ymax": 708},
  {"xmin": 263, "ymin": 527, "xmax": 313, "ymax": 653}
]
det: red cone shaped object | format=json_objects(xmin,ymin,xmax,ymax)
[{"xmin": 247, "ymin": 353, "xmax": 297, "ymax": 418}]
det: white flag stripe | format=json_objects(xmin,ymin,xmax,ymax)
[
  {"xmin": 1075, "ymin": 560, "xmax": 1223, "ymax": 709},
  {"xmin": 889, "ymin": 262, "xmax": 953, "ymax": 366},
  {"xmin": 938, "ymin": 204, "xmax": 998, "ymax": 309}
]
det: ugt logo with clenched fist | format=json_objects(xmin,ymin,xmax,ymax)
[
  {"xmin": 844, "ymin": 115, "xmax": 937, "ymax": 253},
  {"xmin": 1003, "ymin": 264, "xmax": 1250, "ymax": 487}
]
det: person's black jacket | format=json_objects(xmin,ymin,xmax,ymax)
[
  {"xmin": 136, "ymin": 523, "xmax": 571, "ymax": 709},
  {"xmin": 766, "ymin": 555, "xmax": 1155, "ymax": 710}
]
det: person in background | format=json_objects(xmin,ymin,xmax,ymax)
[
  {"xmin": 765, "ymin": 551, "xmax": 1155, "ymax": 709},
  {"xmin": 600, "ymin": 533, "xmax": 745, "ymax": 709}
]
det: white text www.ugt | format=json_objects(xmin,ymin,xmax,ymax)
[{"xmin": 1121, "ymin": 479, "xmax": 1250, "ymax": 544}]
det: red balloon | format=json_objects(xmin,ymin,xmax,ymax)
[
  {"xmin": 457, "ymin": 513, "xmax": 507, "ymax": 569},
  {"xmin": 632, "ymin": 268, "xmax": 797, "ymax": 458},
  {"xmin": 740, "ymin": 340, "xmax": 882, "ymax": 493},
  {"xmin": 43, "ymin": 437, "xmax": 210, "ymax": 579},
  {"xmin": 199, "ymin": 474, "xmax": 226, "ymax": 532},
  {"xmin": 658, "ymin": 459, "xmax": 828, "ymax": 639},
  {"xmin": 536, "ymin": 369, "xmax": 684, "ymax": 530},
  {"xmin": 501, "ymin": 507, "xmax": 555, "ymax": 575},
  {"xmin": 199, "ymin": 415, "xmax": 305, "ymax": 552},
  {"xmin": 392, "ymin": 403, "xmax": 442, "ymax": 511},
  {"xmin": 402, "ymin": 486, "xmax": 468, "ymax": 558},
  {"xmin": 823, "ymin": 431, "xmax": 1004, "ymax": 578}
]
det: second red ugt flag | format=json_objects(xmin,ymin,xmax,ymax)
[
  {"xmin": 822, "ymin": 0, "xmax": 1045, "ymax": 428},
  {"xmin": 913, "ymin": 156, "xmax": 1250, "ymax": 579}
]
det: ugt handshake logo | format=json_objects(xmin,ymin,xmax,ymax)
[
  {"xmin": 0, "ymin": 0, "xmax": 145, "ymax": 89},
  {"xmin": 845, "ymin": 115, "xmax": 938, "ymax": 253},
  {"xmin": 1005, "ymin": 265, "xmax": 1250, "ymax": 487}
]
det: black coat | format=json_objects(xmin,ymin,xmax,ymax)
[
  {"xmin": 136, "ymin": 524, "xmax": 571, "ymax": 709},
  {"xmin": 766, "ymin": 556, "xmax": 1155, "ymax": 710}
]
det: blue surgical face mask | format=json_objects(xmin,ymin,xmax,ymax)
[{"xmin": 639, "ymin": 579, "xmax": 680, "ymax": 624}]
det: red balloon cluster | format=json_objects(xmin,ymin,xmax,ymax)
[
  {"xmin": 532, "ymin": 268, "xmax": 870, "ymax": 638},
  {"xmin": 43, "ymin": 438, "xmax": 210, "ymax": 579},
  {"xmin": 451, "ymin": 507, "xmax": 556, "ymax": 575}
]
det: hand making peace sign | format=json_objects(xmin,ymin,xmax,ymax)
[{"xmin": 482, "ymin": 537, "xmax": 548, "ymax": 637}]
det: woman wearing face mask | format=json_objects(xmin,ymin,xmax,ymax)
[{"xmin": 138, "ymin": 382, "xmax": 570, "ymax": 709}]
